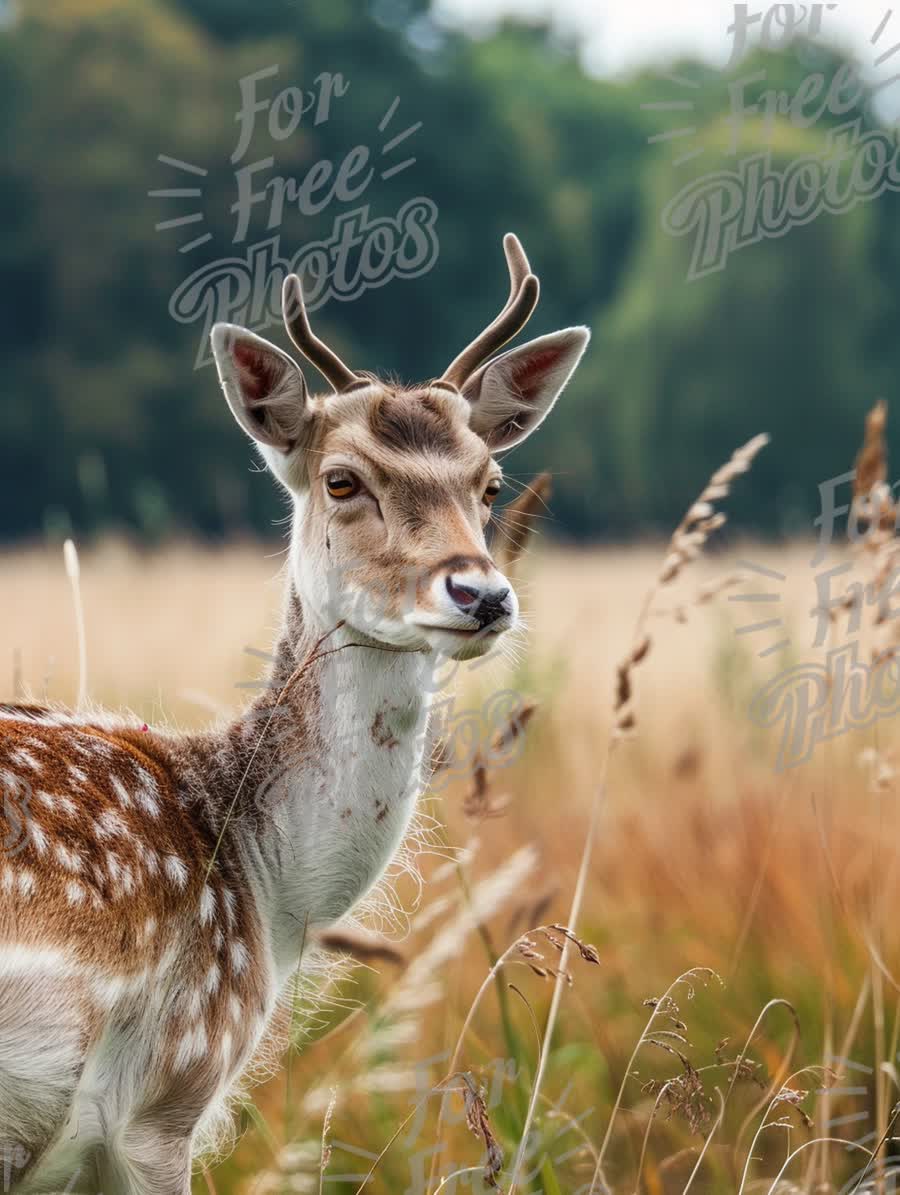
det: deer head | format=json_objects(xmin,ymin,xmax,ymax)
[{"xmin": 211, "ymin": 234, "xmax": 589, "ymax": 661}]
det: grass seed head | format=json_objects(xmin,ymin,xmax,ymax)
[
  {"xmin": 854, "ymin": 398, "xmax": 888, "ymax": 501},
  {"xmin": 459, "ymin": 1073, "xmax": 504, "ymax": 1190},
  {"xmin": 494, "ymin": 470, "xmax": 553, "ymax": 572}
]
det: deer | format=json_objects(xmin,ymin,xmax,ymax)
[{"xmin": 0, "ymin": 234, "xmax": 589, "ymax": 1194}]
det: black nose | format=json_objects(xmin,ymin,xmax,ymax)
[{"xmin": 445, "ymin": 577, "xmax": 511, "ymax": 628}]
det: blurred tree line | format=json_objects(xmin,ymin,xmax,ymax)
[{"xmin": 1, "ymin": 0, "xmax": 898, "ymax": 542}]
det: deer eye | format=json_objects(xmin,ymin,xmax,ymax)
[
  {"xmin": 325, "ymin": 471, "xmax": 360, "ymax": 500},
  {"xmin": 483, "ymin": 480, "xmax": 502, "ymax": 506}
]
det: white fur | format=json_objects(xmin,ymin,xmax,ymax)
[{"xmin": 1, "ymin": 288, "xmax": 590, "ymax": 1191}]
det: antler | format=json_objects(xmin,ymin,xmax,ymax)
[
  {"xmin": 441, "ymin": 233, "xmax": 540, "ymax": 390},
  {"xmin": 281, "ymin": 275, "xmax": 359, "ymax": 392}
]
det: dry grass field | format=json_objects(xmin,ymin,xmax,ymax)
[{"xmin": 3, "ymin": 506, "xmax": 900, "ymax": 1193}]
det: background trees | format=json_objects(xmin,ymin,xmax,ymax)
[{"xmin": 1, "ymin": 0, "xmax": 896, "ymax": 542}]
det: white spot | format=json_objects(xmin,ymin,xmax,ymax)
[
  {"xmin": 165, "ymin": 856, "xmax": 188, "ymax": 890},
  {"xmin": 58, "ymin": 795, "xmax": 78, "ymax": 817},
  {"xmin": 17, "ymin": 870, "xmax": 35, "ymax": 898},
  {"xmin": 91, "ymin": 975, "xmax": 127, "ymax": 1006},
  {"xmin": 68, "ymin": 765, "xmax": 88, "ymax": 787},
  {"xmin": 142, "ymin": 917, "xmax": 157, "ymax": 941},
  {"xmin": 28, "ymin": 821, "xmax": 47, "ymax": 856},
  {"xmin": 36, "ymin": 790, "xmax": 56, "ymax": 811},
  {"xmin": 204, "ymin": 963, "xmax": 221, "ymax": 996},
  {"xmin": 222, "ymin": 887, "xmax": 237, "ymax": 929},
  {"xmin": 10, "ymin": 748, "xmax": 40, "ymax": 772},
  {"xmin": 73, "ymin": 735, "xmax": 114, "ymax": 760},
  {"xmin": 54, "ymin": 843, "xmax": 82, "ymax": 873},
  {"xmin": 1, "ymin": 867, "xmax": 13, "ymax": 893},
  {"xmin": 156, "ymin": 944, "xmax": 179, "ymax": 976},
  {"xmin": 135, "ymin": 769, "xmax": 161, "ymax": 817},
  {"xmin": 228, "ymin": 994, "xmax": 242, "ymax": 1023},
  {"xmin": 65, "ymin": 880, "xmax": 85, "ymax": 905},
  {"xmin": 0, "ymin": 768, "xmax": 17, "ymax": 789},
  {"xmin": 213, "ymin": 927, "xmax": 224, "ymax": 952},
  {"xmin": 199, "ymin": 885, "xmax": 215, "ymax": 926},
  {"xmin": 96, "ymin": 809, "xmax": 130, "ymax": 839},
  {"xmin": 220, "ymin": 1029, "xmax": 233, "ymax": 1064},
  {"xmin": 0, "ymin": 944, "xmax": 78, "ymax": 975},
  {"xmin": 174, "ymin": 1023, "xmax": 208, "ymax": 1070},
  {"xmin": 230, "ymin": 940, "xmax": 249, "ymax": 975},
  {"xmin": 110, "ymin": 776, "xmax": 132, "ymax": 808},
  {"xmin": 106, "ymin": 853, "xmax": 122, "ymax": 886}
]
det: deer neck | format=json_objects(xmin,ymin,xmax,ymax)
[{"xmin": 232, "ymin": 574, "xmax": 433, "ymax": 984}]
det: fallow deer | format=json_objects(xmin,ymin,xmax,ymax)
[{"xmin": 0, "ymin": 234, "xmax": 588, "ymax": 1193}]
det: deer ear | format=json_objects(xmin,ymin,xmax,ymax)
[
  {"xmin": 461, "ymin": 327, "xmax": 590, "ymax": 451},
  {"xmin": 211, "ymin": 324, "xmax": 309, "ymax": 453}
]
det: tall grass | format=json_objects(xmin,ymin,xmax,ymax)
[{"xmin": 4, "ymin": 416, "xmax": 900, "ymax": 1192}]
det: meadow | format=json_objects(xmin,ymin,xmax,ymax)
[{"xmin": 3, "ymin": 469, "xmax": 900, "ymax": 1194}]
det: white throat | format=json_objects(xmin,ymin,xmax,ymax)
[{"xmin": 245, "ymin": 596, "xmax": 434, "ymax": 985}]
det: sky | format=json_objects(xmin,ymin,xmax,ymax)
[{"xmin": 435, "ymin": 0, "xmax": 900, "ymax": 98}]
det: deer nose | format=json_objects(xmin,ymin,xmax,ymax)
[{"xmin": 445, "ymin": 576, "xmax": 512, "ymax": 628}]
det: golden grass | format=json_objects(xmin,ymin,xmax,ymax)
[{"xmin": 3, "ymin": 531, "xmax": 900, "ymax": 1194}]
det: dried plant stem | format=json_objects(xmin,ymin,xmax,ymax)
[
  {"xmin": 874, "ymin": 960, "xmax": 887, "ymax": 1195},
  {"xmin": 735, "ymin": 980, "xmax": 868, "ymax": 1170},
  {"xmin": 633, "ymin": 1079, "xmax": 678, "ymax": 1193},
  {"xmin": 506, "ymin": 567, "xmax": 655, "ymax": 1195},
  {"xmin": 722, "ymin": 998, "xmax": 800, "ymax": 1118},
  {"xmin": 887, "ymin": 994, "xmax": 900, "ymax": 1100},
  {"xmin": 353, "ymin": 1077, "xmax": 460, "ymax": 1195},
  {"xmin": 682, "ymin": 1088, "xmax": 725, "ymax": 1195},
  {"xmin": 63, "ymin": 539, "xmax": 88, "ymax": 710},
  {"xmin": 427, "ymin": 930, "xmax": 568, "ymax": 1194},
  {"xmin": 736, "ymin": 1065, "xmax": 829, "ymax": 1195},
  {"xmin": 538, "ymin": 1089, "xmax": 600, "ymax": 1170},
  {"xmin": 585, "ymin": 969, "xmax": 718, "ymax": 1194},
  {"xmin": 766, "ymin": 1138, "xmax": 875, "ymax": 1195},
  {"xmin": 506, "ymin": 782, "xmax": 608, "ymax": 1194},
  {"xmin": 806, "ymin": 613, "xmax": 840, "ymax": 1194},
  {"xmin": 318, "ymin": 1088, "xmax": 336, "ymax": 1195},
  {"xmin": 494, "ymin": 471, "xmax": 552, "ymax": 573},
  {"xmin": 855, "ymin": 1102, "xmax": 900, "ymax": 1195},
  {"xmin": 509, "ymin": 435, "xmax": 769, "ymax": 1195},
  {"xmin": 727, "ymin": 792, "xmax": 785, "ymax": 980},
  {"xmin": 454, "ymin": 862, "xmax": 525, "ymax": 1122},
  {"xmin": 433, "ymin": 1167, "xmax": 483, "ymax": 1192},
  {"xmin": 737, "ymin": 1090, "xmax": 800, "ymax": 1194}
]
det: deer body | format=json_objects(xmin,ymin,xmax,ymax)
[
  {"xmin": 0, "ymin": 597, "xmax": 430, "ymax": 1193},
  {"xmin": 0, "ymin": 235, "xmax": 588, "ymax": 1192}
]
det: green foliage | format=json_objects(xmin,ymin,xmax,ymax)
[{"xmin": 1, "ymin": 4, "xmax": 898, "ymax": 542}]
